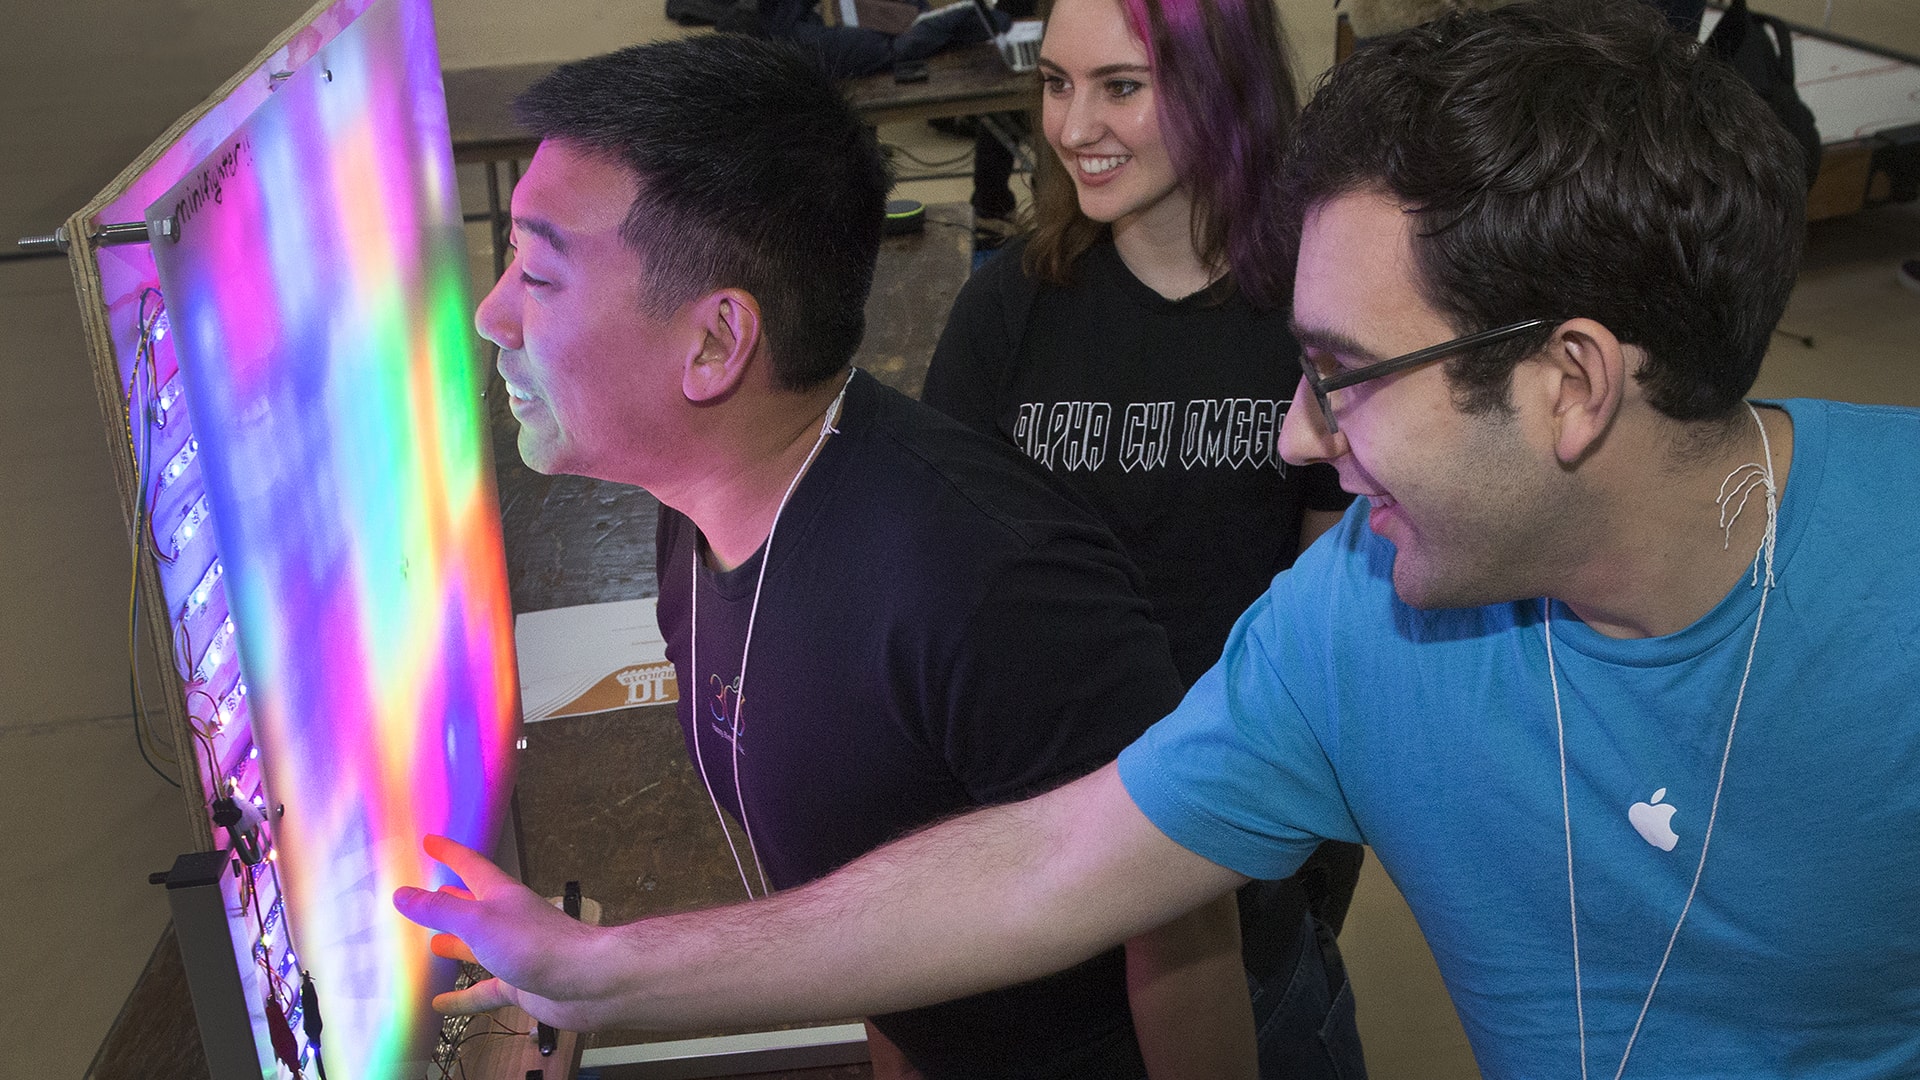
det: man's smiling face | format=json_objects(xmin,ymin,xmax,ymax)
[
  {"xmin": 474, "ymin": 139, "xmax": 693, "ymax": 484},
  {"xmin": 1280, "ymin": 189, "xmax": 1570, "ymax": 610}
]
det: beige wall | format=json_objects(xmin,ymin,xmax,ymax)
[
  {"xmin": 1277, "ymin": 0, "xmax": 1342, "ymax": 98},
  {"xmin": 433, "ymin": 0, "xmax": 691, "ymax": 69}
]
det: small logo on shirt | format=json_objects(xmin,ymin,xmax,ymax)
[
  {"xmin": 1628, "ymin": 788, "xmax": 1680, "ymax": 851},
  {"xmin": 708, "ymin": 673, "xmax": 744, "ymax": 750}
]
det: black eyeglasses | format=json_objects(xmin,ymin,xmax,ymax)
[{"xmin": 1299, "ymin": 319, "xmax": 1556, "ymax": 433}]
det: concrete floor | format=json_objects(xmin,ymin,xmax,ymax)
[{"xmin": 5, "ymin": 0, "xmax": 1920, "ymax": 1077}]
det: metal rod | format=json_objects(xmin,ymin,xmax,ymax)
[
  {"xmin": 15, "ymin": 219, "xmax": 165, "ymax": 254},
  {"xmin": 97, "ymin": 221, "xmax": 158, "ymax": 245},
  {"xmin": 16, "ymin": 227, "xmax": 70, "ymax": 253}
]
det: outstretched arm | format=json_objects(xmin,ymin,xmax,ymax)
[{"xmin": 394, "ymin": 761, "xmax": 1247, "ymax": 1032}]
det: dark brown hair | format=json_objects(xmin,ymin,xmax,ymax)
[
  {"xmin": 1025, "ymin": 0, "xmax": 1301, "ymax": 308},
  {"xmin": 1281, "ymin": 0, "xmax": 1805, "ymax": 420}
]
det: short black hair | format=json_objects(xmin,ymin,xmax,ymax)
[
  {"xmin": 515, "ymin": 35, "xmax": 892, "ymax": 390},
  {"xmin": 1283, "ymin": 0, "xmax": 1806, "ymax": 421}
]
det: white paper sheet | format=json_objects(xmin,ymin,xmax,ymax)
[{"xmin": 514, "ymin": 598, "xmax": 679, "ymax": 722}]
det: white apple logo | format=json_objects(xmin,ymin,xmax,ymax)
[{"xmin": 1629, "ymin": 788, "xmax": 1680, "ymax": 851}]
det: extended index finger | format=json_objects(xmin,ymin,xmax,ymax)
[
  {"xmin": 393, "ymin": 883, "xmax": 475, "ymax": 935},
  {"xmin": 421, "ymin": 833, "xmax": 517, "ymax": 893}
]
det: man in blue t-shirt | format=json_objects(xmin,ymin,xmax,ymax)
[{"xmin": 397, "ymin": 3, "xmax": 1919, "ymax": 1076}]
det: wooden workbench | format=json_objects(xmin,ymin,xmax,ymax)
[{"xmin": 839, "ymin": 40, "xmax": 1035, "ymax": 126}]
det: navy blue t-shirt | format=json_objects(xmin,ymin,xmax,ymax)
[{"xmin": 656, "ymin": 370, "xmax": 1184, "ymax": 1079}]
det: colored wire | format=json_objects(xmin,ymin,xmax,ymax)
[
  {"xmin": 183, "ymin": 687, "xmax": 227, "ymax": 799},
  {"xmin": 126, "ymin": 288, "xmax": 182, "ymax": 787},
  {"xmin": 881, "ymin": 141, "xmax": 975, "ymax": 171},
  {"xmin": 129, "ymin": 290, "xmax": 179, "ymax": 567}
]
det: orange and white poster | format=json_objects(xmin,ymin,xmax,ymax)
[{"xmin": 515, "ymin": 598, "xmax": 679, "ymax": 721}]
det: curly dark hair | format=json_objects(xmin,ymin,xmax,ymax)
[{"xmin": 1281, "ymin": 0, "xmax": 1806, "ymax": 421}]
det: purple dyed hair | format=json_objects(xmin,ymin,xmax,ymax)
[{"xmin": 1024, "ymin": 0, "xmax": 1300, "ymax": 307}]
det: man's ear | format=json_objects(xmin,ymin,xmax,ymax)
[
  {"xmin": 683, "ymin": 289, "xmax": 763, "ymax": 404},
  {"xmin": 1527, "ymin": 317, "xmax": 1630, "ymax": 467}
]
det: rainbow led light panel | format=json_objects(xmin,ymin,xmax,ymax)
[{"xmin": 145, "ymin": 0, "xmax": 519, "ymax": 1073}]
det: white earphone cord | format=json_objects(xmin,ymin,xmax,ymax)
[
  {"xmin": 689, "ymin": 369, "xmax": 855, "ymax": 900},
  {"xmin": 1552, "ymin": 402, "xmax": 1776, "ymax": 1080}
]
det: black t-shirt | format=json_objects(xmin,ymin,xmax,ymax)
[
  {"xmin": 655, "ymin": 371, "xmax": 1183, "ymax": 1079},
  {"xmin": 924, "ymin": 238, "xmax": 1352, "ymax": 685}
]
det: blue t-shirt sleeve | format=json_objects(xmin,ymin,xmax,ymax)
[{"xmin": 1118, "ymin": 522, "xmax": 1366, "ymax": 879}]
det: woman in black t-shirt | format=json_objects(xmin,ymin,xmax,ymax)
[{"xmin": 922, "ymin": 0, "xmax": 1368, "ymax": 1075}]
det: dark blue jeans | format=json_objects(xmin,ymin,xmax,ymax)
[{"xmin": 1248, "ymin": 911, "xmax": 1368, "ymax": 1080}]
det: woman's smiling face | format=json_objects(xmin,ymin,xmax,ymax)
[{"xmin": 1038, "ymin": 0, "xmax": 1186, "ymax": 234}]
